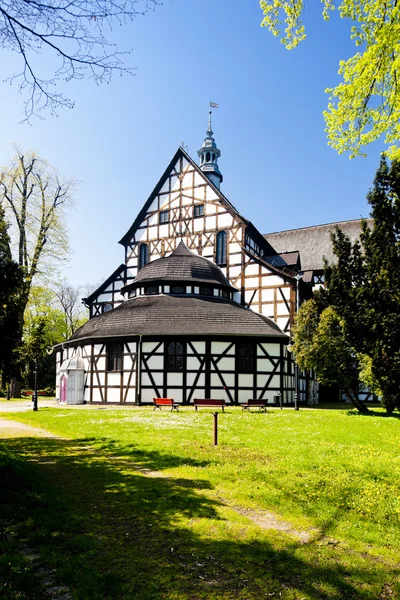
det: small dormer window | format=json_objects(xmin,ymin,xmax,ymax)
[
  {"xmin": 194, "ymin": 204, "xmax": 204, "ymax": 218},
  {"xmin": 159, "ymin": 210, "xmax": 169, "ymax": 224},
  {"xmin": 103, "ymin": 303, "xmax": 112, "ymax": 313},
  {"xmin": 145, "ymin": 286, "xmax": 158, "ymax": 295},
  {"xmin": 200, "ymin": 286, "xmax": 213, "ymax": 296},
  {"xmin": 171, "ymin": 285, "xmax": 185, "ymax": 294}
]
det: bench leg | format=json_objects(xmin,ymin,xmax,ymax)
[{"xmin": 195, "ymin": 406, "xmax": 198, "ymax": 411}]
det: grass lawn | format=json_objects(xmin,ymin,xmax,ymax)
[{"xmin": 0, "ymin": 404, "xmax": 399, "ymax": 599}]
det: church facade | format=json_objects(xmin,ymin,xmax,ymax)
[{"xmin": 56, "ymin": 114, "xmax": 355, "ymax": 406}]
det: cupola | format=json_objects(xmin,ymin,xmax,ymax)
[{"xmin": 197, "ymin": 111, "xmax": 223, "ymax": 189}]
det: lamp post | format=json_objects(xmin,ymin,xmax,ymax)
[
  {"xmin": 292, "ymin": 272, "xmax": 304, "ymax": 411},
  {"xmin": 32, "ymin": 359, "xmax": 38, "ymax": 412}
]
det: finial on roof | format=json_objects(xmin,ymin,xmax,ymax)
[{"xmin": 197, "ymin": 109, "xmax": 223, "ymax": 189}]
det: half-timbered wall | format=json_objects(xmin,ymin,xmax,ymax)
[{"xmin": 88, "ymin": 267, "xmax": 126, "ymax": 318}]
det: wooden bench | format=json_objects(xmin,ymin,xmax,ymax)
[
  {"xmin": 193, "ymin": 399, "xmax": 225, "ymax": 412},
  {"xmin": 241, "ymin": 399, "xmax": 268, "ymax": 412},
  {"xmin": 153, "ymin": 398, "xmax": 179, "ymax": 412}
]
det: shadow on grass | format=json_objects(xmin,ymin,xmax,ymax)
[
  {"xmin": 0, "ymin": 436, "xmax": 395, "ymax": 600},
  {"xmin": 346, "ymin": 409, "xmax": 400, "ymax": 419}
]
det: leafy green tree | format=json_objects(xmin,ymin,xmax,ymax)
[
  {"xmin": 259, "ymin": 0, "xmax": 400, "ymax": 160},
  {"xmin": 324, "ymin": 156, "xmax": 400, "ymax": 412},
  {"xmin": 293, "ymin": 300, "xmax": 369, "ymax": 413},
  {"xmin": 0, "ymin": 204, "xmax": 24, "ymax": 383}
]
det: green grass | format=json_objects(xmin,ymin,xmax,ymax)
[{"xmin": 1, "ymin": 405, "xmax": 400, "ymax": 599}]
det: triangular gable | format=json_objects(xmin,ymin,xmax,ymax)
[
  {"xmin": 119, "ymin": 147, "xmax": 249, "ymax": 247},
  {"xmin": 83, "ymin": 264, "xmax": 126, "ymax": 304}
]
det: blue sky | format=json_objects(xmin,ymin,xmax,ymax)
[{"xmin": 0, "ymin": 0, "xmax": 383, "ymax": 288}]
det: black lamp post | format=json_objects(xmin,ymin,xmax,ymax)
[
  {"xmin": 32, "ymin": 359, "xmax": 38, "ymax": 412},
  {"xmin": 292, "ymin": 272, "xmax": 304, "ymax": 411}
]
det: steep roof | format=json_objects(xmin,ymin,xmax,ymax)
[
  {"xmin": 84, "ymin": 264, "xmax": 125, "ymax": 304},
  {"xmin": 67, "ymin": 295, "xmax": 287, "ymax": 344},
  {"xmin": 264, "ymin": 219, "xmax": 373, "ymax": 272},
  {"xmin": 129, "ymin": 242, "xmax": 233, "ymax": 288}
]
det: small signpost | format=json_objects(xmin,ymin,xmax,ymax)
[{"xmin": 213, "ymin": 412, "xmax": 218, "ymax": 446}]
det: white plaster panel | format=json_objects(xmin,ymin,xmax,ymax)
[
  {"xmin": 205, "ymin": 203, "xmax": 216, "ymax": 215},
  {"xmin": 126, "ymin": 266, "xmax": 137, "ymax": 278},
  {"xmin": 211, "ymin": 374, "xmax": 223, "ymax": 387},
  {"xmin": 194, "ymin": 172, "xmax": 204, "ymax": 187},
  {"xmin": 182, "ymin": 158, "xmax": 189, "ymax": 171},
  {"xmin": 148, "ymin": 213, "xmax": 158, "ymax": 226},
  {"xmin": 229, "ymin": 242, "xmax": 241, "ymax": 254},
  {"xmin": 141, "ymin": 388, "xmax": 156, "ymax": 402},
  {"xmin": 148, "ymin": 226, "xmax": 157, "ymax": 240},
  {"xmin": 237, "ymin": 388, "xmax": 251, "ymax": 402},
  {"xmin": 187, "ymin": 373, "xmax": 205, "ymax": 387},
  {"xmin": 97, "ymin": 293, "xmax": 113, "ymax": 302},
  {"xmin": 170, "ymin": 176, "xmax": 179, "ymax": 192},
  {"xmin": 222, "ymin": 374, "xmax": 235, "ymax": 387},
  {"xmin": 229, "ymin": 265, "xmax": 241, "ymax": 278},
  {"xmin": 170, "ymin": 197, "xmax": 180, "ymax": 208},
  {"xmin": 124, "ymin": 389, "xmax": 136, "ymax": 403},
  {"xmin": 277, "ymin": 306, "xmax": 289, "ymax": 317},
  {"xmin": 259, "ymin": 343, "xmax": 280, "ymax": 357},
  {"xmin": 146, "ymin": 355, "xmax": 164, "ymax": 370},
  {"xmin": 167, "ymin": 388, "xmax": 183, "ymax": 403},
  {"xmin": 92, "ymin": 389, "xmax": 102, "ymax": 402},
  {"xmin": 127, "ymin": 342, "xmax": 137, "ymax": 353},
  {"xmin": 205, "ymin": 216, "xmax": 216, "ymax": 230},
  {"xmin": 211, "ymin": 341, "xmax": 233, "ymax": 354},
  {"xmin": 97, "ymin": 373, "xmax": 105, "ymax": 385},
  {"xmin": 215, "ymin": 357, "xmax": 235, "ymax": 371},
  {"xmin": 218, "ymin": 213, "xmax": 233, "ymax": 227},
  {"xmin": 262, "ymin": 275, "xmax": 285, "ymax": 286},
  {"xmin": 209, "ymin": 388, "xmax": 226, "ymax": 400},
  {"xmin": 158, "ymin": 224, "xmax": 168, "ymax": 238},
  {"xmin": 269, "ymin": 375, "xmax": 281, "ymax": 388},
  {"xmin": 245, "ymin": 277, "xmax": 259, "ymax": 288},
  {"xmin": 257, "ymin": 358, "xmax": 276, "ymax": 372},
  {"xmin": 277, "ymin": 317, "xmax": 288, "ymax": 331},
  {"xmin": 96, "ymin": 357, "xmax": 105, "ymax": 371},
  {"xmin": 203, "ymin": 249, "xmax": 214, "ymax": 259},
  {"xmin": 245, "ymin": 290, "xmax": 256, "ymax": 303},
  {"xmin": 107, "ymin": 388, "xmax": 120, "ymax": 403},
  {"xmin": 238, "ymin": 374, "xmax": 254, "ymax": 387},
  {"xmin": 136, "ymin": 228, "xmax": 148, "ymax": 242},
  {"xmin": 262, "ymin": 288, "xmax": 275, "ymax": 302},
  {"xmin": 182, "ymin": 173, "xmax": 192, "ymax": 188},
  {"xmin": 245, "ymin": 263, "xmax": 259, "ymax": 276},
  {"xmin": 84, "ymin": 387, "xmax": 90, "ymax": 401},
  {"xmin": 142, "ymin": 372, "xmax": 163, "ymax": 387},
  {"xmin": 143, "ymin": 342, "xmax": 162, "ymax": 353},
  {"xmin": 232, "ymin": 228, "xmax": 243, "ymax": 242},
  {"xmin": 159, "ymin": 180, "xmax": 170, "ymax": 194},
  {"xmin": 193, "ymin": 219, "xmax": 204, "ymax": 233},
  {"xmin": 220, "ymin": 267, "xmax": 227, "ymax": 278},
  {"xmin": 280, "ymin": 287, "xmax": 291, "ymax": 299},
  {"xmin": 206, "ymin": 187, "xmax": 219, "ymax": 201},
  {"xmin": 167, "ymin": 373, "xmax": 183, "ymax": 387},
  {"xmin": 146, "ymin": 198, "xmax": 158, "ymax": 213},
  {"xmin": 114, "ymin": 281, "xmax": 123, "ymax": 290},
  {"xmin": 123, "ymin": 372, "xmax": 135, "ymax": 385},
  {"xmin": 107, "ymin": 373, "xmax": 120, "ymax": 386},
  {"xmin": 182, "ymin": 194, "xmax": 192, "ymax": 206},
  {"xmin": 190, "ymin": 341, "xmax": 205, "ymax": 354}
]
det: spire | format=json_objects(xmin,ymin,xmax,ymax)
[{"xmin": 197, "ymin": 110, "xmax": 223, "ymax": 189}]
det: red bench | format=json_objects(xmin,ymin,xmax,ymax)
[
  {"xmin": 193, "ymin": 399, "xmax": 225, "ymax": 412},
  {"xmin": 153, "ymin": 397, "xmax": 179, "ymax": 412},
  {"xmin": 241, "ymin": 399, "xmax": 268, "ymax": 412}
]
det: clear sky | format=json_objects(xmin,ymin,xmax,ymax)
[{"xmin": 0, "ymin": 0, "xmax": 383, "ymax": 289}]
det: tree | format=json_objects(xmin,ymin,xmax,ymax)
[
  {"xmin": 0, "ymin": 0, "xmax": 157, "ymax": 119},
  {"xmin": 259, "ymin": 0, "xmax": 400, "ymax": 160},
  {"xmin": 0, "ymin": 204, "xmax": 24, "ymax": 382},
  {"xmin": 0, "ymin": 147, "xmax": 74, "ymax": 394},
  {"xmin": 53, "ymin": 281, "xmax": 87, "ymax": 338},
  {"xmin": 323, "ymin": 156, "xmax": 400, "ymax": 412},
  {"xmin": 293, "ymin": 300, "xmax": 369, "ymax": 413}
]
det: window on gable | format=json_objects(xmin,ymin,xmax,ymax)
[
  {"xmin": 237, "ymin": 343, "xmax": 254, "ymax": 373},
  {"xmin": 139, "ymin": 244, "xmax": 149, "ymax": 269},
  {"xmin": 107, "ymin": 344, "xmax": 123, "ymax": 372},
  {"xmin": 194, "ymin": 204, "xmax": 204, "ymax": 218},
  {"xmin": 166, "ymin": 341, "xmax": 185, "ymax": 372},
  {"xmin": 216, "ymin": 230, "xmax": 227, "ymax": 266},
  {"xmin": 159, "ymin": 210, "xmax": 169, "ymax": 224}
]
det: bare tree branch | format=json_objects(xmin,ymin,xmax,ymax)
[{"xmin": 0, "ymin": 0, "xmax": 158, "ymax": 120}]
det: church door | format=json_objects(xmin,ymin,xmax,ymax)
[{"xmin": 60, "ymin": 376, "xmax": 67, "ymax": 403}]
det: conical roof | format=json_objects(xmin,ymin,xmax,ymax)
[{"xmin": 131, "ymin": 242, "xmax": 233, "ymax": 288}]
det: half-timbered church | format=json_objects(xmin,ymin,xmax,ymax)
[{"xmin": 56, "ymin": 114, "xmax": 322, "ymax": 406}]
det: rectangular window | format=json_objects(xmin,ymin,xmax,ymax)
[
  {"xmin": 166, "ymin": 341, "xmax": 185, "ymax": 372},
  {"xmin": 193, "ymin": 204, "xmax": 204, "ymax": 217},
  {"xmin": 237, "ymin": 342, "xmax": 254, "ymax": 373},
  {"xmin": 159, "ymin": 210, "xmax": 169, "ymax": 224},
  {"xmin": 107, "ymin": 344, "xmax": 123, "ymax": 371}
]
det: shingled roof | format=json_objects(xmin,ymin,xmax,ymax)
[
  {"xmin": 128, "ymin": 242, "xmax": 233, "ymax": 289},
  {"xmin": 264, "ymin": 219, "xmax": 373, "ymax": 272},
  {"xmin": 67, "ymin": 295, "xmax": 287, "ymax": 344}
]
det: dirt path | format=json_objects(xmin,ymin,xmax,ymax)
[{"xmin": 0, "ymin": 418, "xmax": 60, "ymax": 438}]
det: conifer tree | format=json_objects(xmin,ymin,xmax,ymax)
[{"xmin": 324, "ymin": 156, "xmax": 400, "ymax": 413}]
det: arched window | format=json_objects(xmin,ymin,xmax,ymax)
[
  {"xmin": 139, "ymin": 244, "xmax": 149, "ymax": 269},
  {"xmin": 145, "ymin": 286, "xmax": 158, "ymax": 295},
  {"xmin": 171, "ymin": 285, "xmax": 185, "ymax": 294},
  {"xmin": 206, "ymin": 151, "xmax": 210, "ymax": 162},
  {"xmin": 216, "ymin": 230, "xmax": 227, "ymax": 266},
  {"xmin": 212, "ymin": 153, "xmax": 215, "ymax": 162},
  {"xmin": 237, "ymin": 343, "xmax": 254, "ymax": 373},
  {"xmin": 200, "ymin": 286, "xmax": 213, "ymax": 296},
  {"xmin": 107, "ymin": 344, "xmax": 123, "ymax": 372},
  {"xmin": 166, "ymin": 341, "xmax": 185, "ymax": 372},
  {"xmin": 103, "ymin": 303, "xmax": 112, "ymax": 313}
]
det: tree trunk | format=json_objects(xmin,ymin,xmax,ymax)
[{"xmin": 346, "ymin": 388, "xmax": 369, "ymax": 413}]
